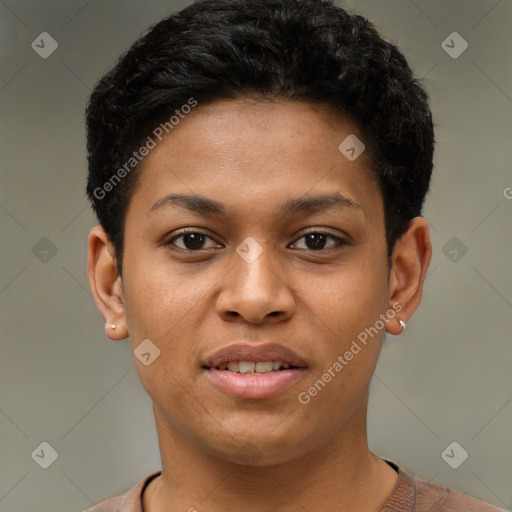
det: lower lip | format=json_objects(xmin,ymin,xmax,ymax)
[{"xmin": 204, "ymin": 368, "xmax": 305, "ymax": 400}]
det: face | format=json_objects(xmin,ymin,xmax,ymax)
[{"xmin": 92, "ymin": 98, "xmax": 416, "ymax": 465}]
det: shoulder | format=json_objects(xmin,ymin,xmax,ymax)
[
  {"xmin": 84, "ymin": 495, "xmax": 123, "ymax": 512},
  {"xmin": 383, "ymin": 460, "xmax": 507, "ymax": 512},
  {"xmin": 83, "ymin": 471, "xmax": 162, "ymax": 512},
  {"xmin": 414, "ymin": 475, "xmax": 507, "ymax": 512}
]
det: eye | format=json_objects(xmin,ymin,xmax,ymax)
[
  {"xmin": 166, "ymin": 230, "xmax": 220, "ymax": 251},
  {"xmin": 290, "ymin": 231, "xmax": 346, "ymax": 251},
  {"xmin": 165, "ymin": 229, "xmax": 346, "ymax": 252}
]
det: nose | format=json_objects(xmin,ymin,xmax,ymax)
[{"xmin": 215, "ymin": 244, "xmax": 296, "ymax": 325}]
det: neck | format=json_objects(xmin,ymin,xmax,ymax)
[{"xmin": 143, "ymin": 394, "xmax": 398, "ymax": 512}]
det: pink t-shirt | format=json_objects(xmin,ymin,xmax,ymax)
[{"xmin": 85, "ymin": 461, "xmax": 506, "ymax": 512}]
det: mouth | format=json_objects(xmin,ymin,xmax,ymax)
[
  {"xmin": 210, "ymin": 360, "xmax": 299, "ymax": 373},
  {"xmin": 202, "ymin": 343, "xmax": 307, "ymax": 400}
]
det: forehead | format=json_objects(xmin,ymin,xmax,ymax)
[{"xmin": 127, "ymin": 98, "xmax": 382, "ymax": 223}]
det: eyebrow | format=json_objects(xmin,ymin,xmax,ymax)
[{"xmin": 149, "ymin": 192, "xmax": 363, "ymax": 216}]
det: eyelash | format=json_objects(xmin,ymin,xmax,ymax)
[{"xmin": 165, "ymin": 228, "xmax": 347, "ymax": 252}]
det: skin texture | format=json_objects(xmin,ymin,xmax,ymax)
[{"xmin": 87, "ymin": 98, "xmax": 431, "ymax": 512}]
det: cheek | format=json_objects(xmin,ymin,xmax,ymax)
[
  {"xmin": 122, "ymin": 273, "xmax": 205, "ymax": 427},
  {"xmin": 303, "ymin": 257, "xmax": 390, "ymax": 346},
  {"xmin": 302, "ymin": 251, "xmax": 390, "ymax": 389},
  {"xmin": 122, "ymin": 249, "xmax": 211, "ymax": 337},
  {"xmin": 121, "ymin": 250, "xmax": 216, "ymax": 390}
]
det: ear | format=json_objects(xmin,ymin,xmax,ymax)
[
  {"xmin": 386, "ymin": 217, "xmax": 432, "ymax": 335},
  {"xmin": 87, "ymin": 225, "xmax": 128, "ymax": 340}
]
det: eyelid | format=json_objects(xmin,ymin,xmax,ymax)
[
  {"xmin": 295, "ymin": 227, "xmax": 347, "ymax": 238},
  {"xmin": 167, "ymin": 227, "xmax": 211, "ymax": 238}
]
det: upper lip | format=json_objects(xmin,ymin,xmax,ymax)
[{"xmin": 204, "ymin": 343, "xmax": 307, "ymax": 369}]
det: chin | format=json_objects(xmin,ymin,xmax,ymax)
[{"xmin": 198, "ymin": 422, "xmax": 313, "ymax": 467}]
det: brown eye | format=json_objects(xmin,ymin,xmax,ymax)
[
  {"xmin": 167, "ymin": 231, "xmax": 219, "ymax": 251},
  {"xmin": 291, "ymin": 232, "xmax": 345, "ymax": 251}
]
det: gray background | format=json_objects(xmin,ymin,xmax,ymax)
[{"xmin": 0, "ymin": 0, "xmax": 511, "ymax": 510}]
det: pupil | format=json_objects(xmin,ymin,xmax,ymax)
[
  {"xmin": 184, "ymin": 233, "xmax": 205, "ymax": 250},
  {"xmin": 306, "ymin": 233, "xmax": 327, "ymax": 250}
]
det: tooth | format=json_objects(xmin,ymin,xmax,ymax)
[
  {"xmin": 227, "ymin": 361, "xmax": 239, "ymax": 372},
  {"xmin": 255, "ymin": 362, "xmax": 274, "ymax": 373},
  {"xmin": 223, "ymin": 360, "xmax": 292, "ymax": 373},
  {"xmin": 238, "ymin": 361, "xmax": 256, "ymax": 374}
]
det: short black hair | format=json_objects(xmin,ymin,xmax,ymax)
[{"xmin": 86, "ymin": 0, "xmax": 434, "ymax": 276}]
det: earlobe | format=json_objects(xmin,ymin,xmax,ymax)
[
  {"xmin": 386, "ymin": 217, "xmax": 432, "ymax": 336},
  {"xmin": 87, "ymin": 225, "xmax": 129, "ymax": 340}
]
